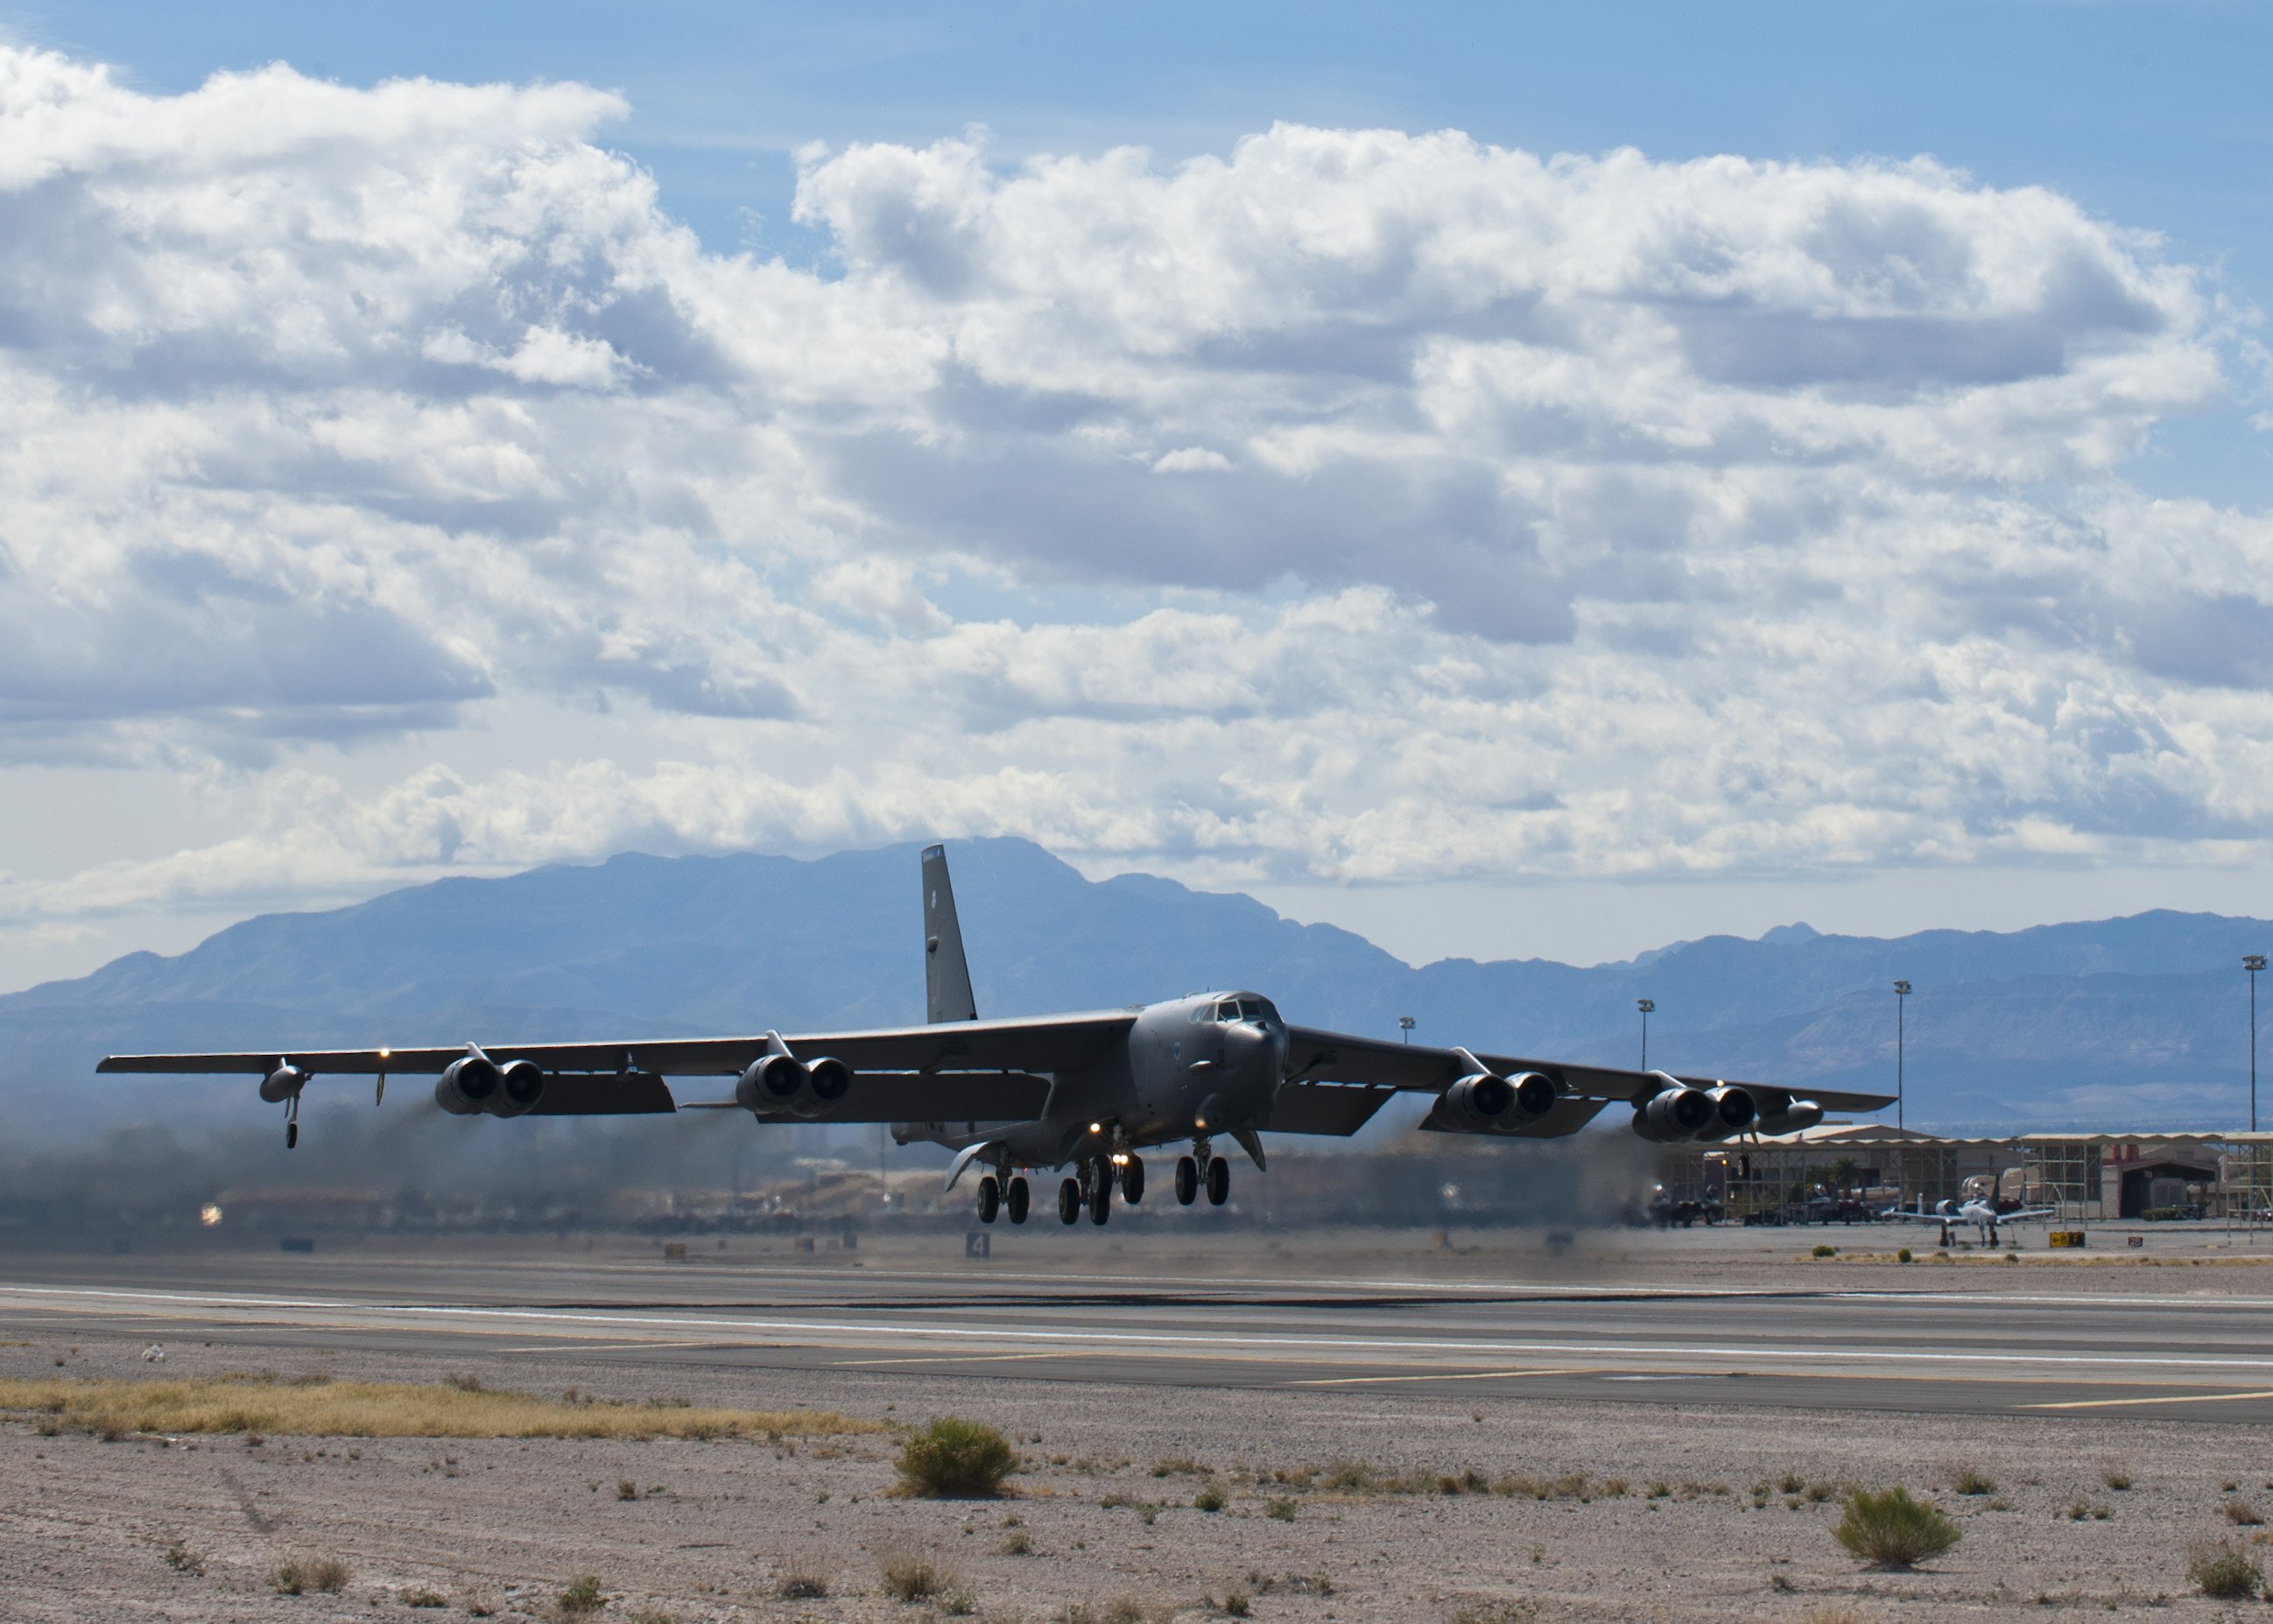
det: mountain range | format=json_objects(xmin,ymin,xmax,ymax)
[{"xmin": 10, "ymin": 837, "xmax": 2269, "ymax": 1142}]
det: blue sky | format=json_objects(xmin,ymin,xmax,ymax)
[{"xmin": 0, "ymin": 3, "xmax": 2269, "ymax": 979}]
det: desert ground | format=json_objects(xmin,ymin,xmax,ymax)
[{"xmin": 4, "ymin": 1224, "xmax": 2273, "ymax": 1622}]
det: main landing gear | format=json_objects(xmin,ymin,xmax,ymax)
[
  {"xmin": 975, "ymin": 1173, "xmax": 1031, "ymax": 1226},
  {"xmin": 1052, "ymin": 1155, "xmax": 1146, "ymax": 1226},
  {"xmin": 1173, "ymin": 1141, "xmax": 1231, "ymax": 1206}
]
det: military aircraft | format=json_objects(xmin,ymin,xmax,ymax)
[
  {"xmin": 1882, "ymin": 1196, "xmax": 2057, "ymax": 1247},
  {"xmin": 100, "ymin": 844, "xmax": 1897, "ymax": 1227}
]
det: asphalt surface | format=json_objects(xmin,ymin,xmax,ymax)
[{"xmin": 4, "ymin": 1239, "xmax": 2272, "ymax": 1420}]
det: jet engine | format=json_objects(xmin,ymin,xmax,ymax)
[
  {"xmin": 436, "ymin": 1054, "xmax": 548, "ymax": 1116},
  {"xmin": 1632, "ymin": 1086, "xmax": 1715, "ymax": 1142},
  {"xmin": 258, "ymin": 1064, "xmax": 308, "ymax": 1104},
  {"xmin": 1692, "ymin": 1086, "xmax": 1757, "ymax": 1141},
  {"xmin": 735, "ymin": 1052, "xmax": 852, "ymax": 1119},
  {"xmin": 1753, "ymin": 1099, "xmax": 1824, "ymax": 1136},
  {"xmin": 1436, "ymin": 1071, "xmax": 1557, "ymax": 1133},
  {"xmin": 435, "ymin": 1054, "xmax": 502, "ymax": 1115}
]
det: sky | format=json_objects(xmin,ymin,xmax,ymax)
[{"xmin": 0, "ymin": 1, "xmax": 2270, "ymax": 984}]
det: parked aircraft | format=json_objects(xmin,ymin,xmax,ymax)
[
  {"xmin": 100, "ymin": 845, "xmax": 1896, "ymax": 1227},
  {"xmin": 1882, "ymin": 1197, "xmax": 2056, "ymax": 1247}
]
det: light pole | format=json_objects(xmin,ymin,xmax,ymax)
[
  {"xmin": 2248, "ymin": 956, "xmax": 2267, "ymax": 1134},
  {"xmin": 1398, "ymin": 1016, "xmax": 1416, "ymax": 1045},
  {"xmin": 1636, "ymin": 998, "xmax": 1655, "ymax": 1070},
  {"xmin": 1893, "ymin": 981, "xmax": 1911, "ymax": 1134}
]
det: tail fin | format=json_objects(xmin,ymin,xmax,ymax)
[{"xmin": 921, "ymin": 843, "xmax": 977, "ymax": 1023}]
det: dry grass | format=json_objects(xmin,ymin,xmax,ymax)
[
  {"xmin": 271, "ymin": 1555, "xmax": 351, "ymax": 1594},
  {"xmin": 877, "ymin": 1548, "xmax": 963, "ymax": 1604},
  {"xmin": 2227, "ymin": 1498, "xmax": 2266, "ymax": 1527},
  {"xmin": 0, "ymin": 1375, "xmax": 878, "ymax": 1441}
]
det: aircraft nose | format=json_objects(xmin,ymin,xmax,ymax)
[{"xmin": 1225, "ymin": 1019, "xmax": 1289, "ymax": 1078}]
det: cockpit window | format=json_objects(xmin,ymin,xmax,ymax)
[
  {"xmin": 1215, "ymin": 1001, "xmax": 1242, "ymax": 1022},
  {"xmin": 1249, "ymin": 997, "xmax": 1279, "ymax": 1023}
]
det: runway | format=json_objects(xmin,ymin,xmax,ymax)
[{"xmin": 3, "ymin": 1244, "xmax": 2269, "ymax": 1419}]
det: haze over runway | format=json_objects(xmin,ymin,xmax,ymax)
[{"xmin": 7, "ymin": 1236, "xmax": 2272, "ymax": 1422}]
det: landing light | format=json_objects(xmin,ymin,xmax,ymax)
[
  {"xmin": 199, "ymin": 1203, "xmax": 222, "ymax": 1227},
  {"xmin": 1111, "ymin": 1153, "xmax": 1129, "ymax": 1165},
  {"xmin": 1088, "ymin": 1121, "xmax": 1102, "ymax": 1134}
]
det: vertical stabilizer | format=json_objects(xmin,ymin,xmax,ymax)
[{"xmin": 921, "ymin": 844, "xmax": 978, "ymax": 1023}]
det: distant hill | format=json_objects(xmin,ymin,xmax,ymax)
[{"xmin": 13, "ymin": 837, "xmax": 2269, "ymax": 1141}]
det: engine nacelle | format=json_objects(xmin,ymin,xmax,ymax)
[
  {"xmin": 736, "ymin": 1053, "xmax": 853, "ymax": 1119},
  {"xmin": 1436, "ymin": 1071, "xmax": 1558, "ymax": 1133},
  {"xmin": 258, "ymin": 1064, "xmax": 308, "ymax": 1105},
  {"xmin": 1632, "ymin": 1086, "xmax": 1716, "ymax": 1142},
  {"xmin": 1753, "ymin": 1099, "xmax": 1824, "ymax": 1137},
  {"xmin": 435, "ymin": 1054, "xmax": 503, "ymax": 1115},
  {"xmin": 1691, "ymin": 1086, "xmax": 1756, "ymax": 1141},
  {"xmin": 490, "ymin": 1059, "xmax": 546, "ymax": 1118}
]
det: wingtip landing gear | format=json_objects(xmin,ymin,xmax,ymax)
[{"xmin": 284, "ymin": 1093, "xmax": 300, "ymax": 1149}]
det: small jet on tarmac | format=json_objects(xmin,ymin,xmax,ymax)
[
  {"xmin": 99, "ymin": 845, "xmax": 1896, "ymax": 1227},
  {"xmin": 1882, "ymin": 1197, "xmax": 2056, "ymax": 1247}
]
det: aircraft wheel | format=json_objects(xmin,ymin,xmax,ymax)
[
  {"xmin": 285, "ymin": 1121, "xmax": 299, "ymax": 1150},
  {"xmin": 1006, "ymin": 1177, "xmax": 1030, "ymax": 1225},
  {"xmin": 976, "ymin": 1175, "xmax": 1000, "ymax": 1225},
  {"xmin": 1174, "ymin": 1156, "xmax": 1198, "ymax": 1206},
  {"xmin": 1058, "ymin": 1178, "xmax": 1081, "ymax": 1225},
  {"xmin": 1206, "ymin": 1155, "xmax": 1230, "ymax": 1206},
  {"xmin": 1122, "ymin": 1156, "xmax": 1145, "ymax": 1205},
  {"xmin": 1088, "ymin": 1177, "xmax": 1111, "ymax": 1225}
]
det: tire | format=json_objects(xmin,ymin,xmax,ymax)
[
  {"xmin": 1006, "ymin": 1177, "xmax": 1030, "ymax": 1225},
  {"xmin": 1089, "ymin": 1177, "xmax": 1111, "ymax": 1225},
  {"xmin": 1122, "ymin": 1156, "xmax": 1145, "ymax": 1205},
  {"xmin": 1174, "ymin": 1156, "xmax": 1198, "ymax": 1206},
  {"xmin": 976, "ymin": 1175, "xmax": 999, "ymax": 1225},
  {"xmin": 1058, "ymin": 1178, "xmax": 1081, "ymax": 1225},
  {"xmin": 1206, "ymin": 1155, "xmax": 1230, "ymax": 1206}
]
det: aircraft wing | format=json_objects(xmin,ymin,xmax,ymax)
[
  {"xmin": 1281, "ymin": 1024, "xmax": 1896, "ymax": 1115},
  {"xmin": 97, "ymin": 1010, "xmax": 1133, "ymax": 1117}
]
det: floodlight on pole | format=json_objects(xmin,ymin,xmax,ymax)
[
  {"xmin": 1398, "ymin": 1015, "xmax": 1416, "ymax": 1045},
  {"xmin": 2248, "ymin": 956, "xmax": 2267, "ymax": 1135},
  {"xmin": 1636, "ymin": 998, "xmax": 1655, "ymax": 1071},
  {"xmin": 1893, "ymin": 981, "xmax": 1911, "ymax": 1134}
]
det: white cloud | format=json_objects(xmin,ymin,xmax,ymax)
[{"xmin": 0, "ymin": 47, "xmax": 2266, "ymax": 950}]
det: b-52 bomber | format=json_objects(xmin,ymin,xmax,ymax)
[{"xmin": 101, "ymin": 845, "xmax": 1895, "ymax": 1227}]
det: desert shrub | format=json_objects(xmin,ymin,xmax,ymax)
[
  {"xmin": 1194, "ymin": 1485, "xmax": 1228, "ymax": 1512},
  {"xmin": 405, "ymin": 1591, "xmax": 448, "ymax": 1609},
  {"xmin": 878, "ymin": 1549, "xmax": 955, "ymax": 1603},
  {"xmin": 896, "ymin": 1417, "xmax": 1016, "ymax": 1498},
  {"xmin": 1832, "ymin": 1487, "xmax": 1960, "ymax": 1569},
  {"xmin": 2189, "ymin": 1539, "xmax": 2263, "ymax": 1599},
  {"xmin": 1951, "ymin": 1466, "xmax": 1995, "ymax": 1496},
  {"xmin": 1812, "ymin": 1244, "xmax": 1838, "ymax": 1258},
  {"xmin": 556, "ymin": 1574, "xmax": 606, "ymax": 1616},
  {"xmin": 162, "ymin": 1538, "xmax": 204, "ymax": 1575},
  {"xmin": 2227, "ymin": 1498, "xmax": 2265, "ymax": 1526},
  {"xmin": 999, "ymin": 1529, "xmax": 1033, "ymax": 1556},
  {"xmin": 2101, "ymin": 1464, "xmax": 2132, "ymax": 1491},
  {"xmin": 775, "ymin": 1558, "xmax": 831, "ymax": 1599},
  {"xmin": 1151, "ymin": 1455, "xmax": 1211, "ymax": 1477},
  {"xmin": 271, "ymin": 1556, "xmax": 352, "ymax": 1595},
  {"xmin": 1897, "ymin": 1248, "xmax": 1914, "ymax": 1263},
  {"xmin": 1222, "ymin": 1590, "xmax": 1250, "ymax": 1617},
  {"xmin": 1266, "ymin": 1496, "xmax": 1297, "ymax": 1521}
]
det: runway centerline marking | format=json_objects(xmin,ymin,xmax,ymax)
[{"xmin": 8, "ymin": 1283, "xmax": 2273, "ymax": 1379}]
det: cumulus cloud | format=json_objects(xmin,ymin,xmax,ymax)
[{"xmin": 0, "ymin": 46, "xmax": 2266, "ymax": 940}]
